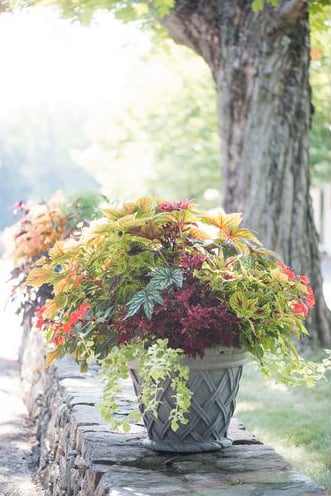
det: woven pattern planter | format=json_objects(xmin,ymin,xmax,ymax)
[{"xmin": 129, "ymin": 347, "xmax": 246, "ymax": 453}]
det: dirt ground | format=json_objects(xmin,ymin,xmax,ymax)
[
  {"xmin": 0, "ymin": 358, "xmax": 44, "ymax": 496},
  {"xmin": 0, "ymin": 260, "xmax": 44, "ymax": 496}
]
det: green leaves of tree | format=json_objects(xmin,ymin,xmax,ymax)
[{"xmin": 252, "ymin": 0, "xmax": 278, "ymax": 12}]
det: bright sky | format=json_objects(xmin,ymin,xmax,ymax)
[{"xmin": 0, "ymin": 7, "xmax": 148, "ymax": 112}]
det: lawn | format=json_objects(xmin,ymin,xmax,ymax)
[{"xmin": 236, "ymin": 353, "xmax": 331, "ymax": 492}]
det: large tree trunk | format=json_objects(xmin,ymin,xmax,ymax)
[{"xmin": 163, "ymin": 0, "xmax": 331, "ymax": 346}]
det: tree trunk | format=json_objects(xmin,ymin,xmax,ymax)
[{"xmin": 163, "ymin": 0, "xmax": 331, "ymax": 346}]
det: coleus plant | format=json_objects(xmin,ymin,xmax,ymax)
[
  {"xmin": 27, "ymin": 197, "xmax": 330, "ymax": 431},
  {"xmin": 10, "ymin": 192, "xmax": 101, "ymax": 317}
]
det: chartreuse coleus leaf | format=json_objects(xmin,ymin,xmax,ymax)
[
  {"xmin": 200, "ymin": 211, "xmax": 243, "ymax": 232},
  {"xmin": 26, "ymin": 265, "xmax": 59, "ymax": 287}
]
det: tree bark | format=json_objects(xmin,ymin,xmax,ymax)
[{"xmin": 163, "ymin": 0, "xmax": 331, "ymax": 346}]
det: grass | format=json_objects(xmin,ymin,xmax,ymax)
[{"xmin": 236, "ymin": 352, "xmax": 331, "ymax": 493}]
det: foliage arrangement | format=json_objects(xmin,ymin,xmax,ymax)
[
  {"xmin": 26, "ymin": 197, "xmax": 330, "ymax": 431},
  {"xmin": 10, "ymin": 191, "xmax": 101, "ymax": 317}
]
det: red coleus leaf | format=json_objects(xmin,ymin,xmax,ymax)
[{"xmin": 113, "ymin": 279, "xmax": 241, "ymax": 357}]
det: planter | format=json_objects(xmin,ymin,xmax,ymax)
[{"xmin": 129, "ymin": 347, "xmax": 246, "ymax": 453}]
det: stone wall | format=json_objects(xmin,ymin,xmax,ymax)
[{"xmin": 21, "ymin": 321, "xmax": 328, "ymax": 496}]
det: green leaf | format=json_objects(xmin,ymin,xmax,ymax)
[
  {"xmin": 126, "ymin": 287, "xmax": 164, "ymax": 319},
  {"xmin": 252, "ymin": 0, "xmax": 264, "ymax": 12},
  {"xmin": 55, "ymin": 292, "xmax": 68, "ymax": 308},
  {"xmin": 123, "ymin": 422, "xmax": 131, "ymax": 433},
  {"xmin": 148, "ymin": 266, "xmax": 183, "ymax": 290},
  {"xmin": 155, "ymin": 0, "xmax": 175, "ymax": 16}
]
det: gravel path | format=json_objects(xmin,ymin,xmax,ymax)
[{"xmin": 0, "ymin": 260, "xmax": 44, "ymax": 496}]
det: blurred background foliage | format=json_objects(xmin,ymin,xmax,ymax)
[
  {"xmin": 309, "ymin": 26, "xmax": 331, "ymax": 183},
  {"xmin": 0, "ymin": 6, "xmax": 329, "ymax": 228}
]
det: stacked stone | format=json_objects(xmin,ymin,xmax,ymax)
[{"xmin": 19, "ymin": 338, "xmax": 327, "ymax": 496}]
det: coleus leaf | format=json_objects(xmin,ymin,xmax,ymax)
[
  {"xmin": 26, "ymin": 265, "xmax": 59, "ymax": 287},
  {"xmin": 48, "ymin": 241, "xmax": 65, "ymax": 259},
  {"xmin": 127, "ymin": 220, "xmax": 162, "ymax": 240},
  {"xmin": 219, "ymin": 227, "xmax": 262, "ymax": 252},
  {"xmin": 187, "ymin": 227, "xmax": 211, "ymax": 240},
  {"xmin": 200, "ymin": 211, "xmax": 243, "ymax": 233}
]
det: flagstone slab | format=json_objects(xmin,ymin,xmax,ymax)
[{"xmin": 25, "ymin": 355, "xmax": 327, "ymax": 496}]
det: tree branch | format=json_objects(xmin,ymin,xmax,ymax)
[
  {"xmin": 162, "ymin": 14, "xmax": 200, "ymax": 54},
  {"xmin": 161, "ymin": 1, "xmax": 221, "ymax": 78},
  {"xmin": 275, "ymin": 0, "xmax": 307, "ymax": 25}
]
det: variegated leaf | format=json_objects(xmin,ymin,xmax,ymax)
[{"xmin": 26, "ymin": 265, "xmax": 57, "ymax": 287}]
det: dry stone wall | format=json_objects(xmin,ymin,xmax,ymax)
[{"xmin": 21, "ymin": 319, "xmax": 328, "ymax": 496}]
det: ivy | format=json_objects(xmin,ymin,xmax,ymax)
[{"xmin": 100, "ymin": 339, "xmax": 192, "ymax": 432}]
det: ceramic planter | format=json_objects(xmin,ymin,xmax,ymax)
[{"xmin": 129, "ymin": 346, "xmax": 246, "ymax": 453}]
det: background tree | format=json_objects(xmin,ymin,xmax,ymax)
[
  {"xmin": 0, "ymin": 103, "xmax": 99, "ymax": 229},
  {"xmin": 309, "ymin": 26, "xmax": 331, "ymax": 182},
  {"xmin": 73, "ymin": 42, "xmax": 221, "ymax": 206},
  {"xmin": 9, "ymin": 0, "xmax": 331, "ymax": 345}
]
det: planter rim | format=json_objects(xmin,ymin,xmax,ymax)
[
  {"xmin": 181, "ymin": 346, "xmax": 247, "ymax": 370},
  {"xmin": 128, "ymin": 346, "xmax": 247, "ymax": 371}
]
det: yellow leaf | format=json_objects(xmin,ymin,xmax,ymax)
[
  {"xmin": 200, "ymin": 211, "xmax": 243, "ymax": 233},
  {"xmin": 100, "ymin": 207, "xmax": 122, "ymax": 220},
  {"xmin": 34, "ymin": 256, "xmax": 48, "ymax": 266},
  {"xmin": 221, "ymin": 227, "xmax": 262, "ymax": 248},
  {"xmin": 248, "ymin": 245, "xmax": 282, "ymax": 260},
  {"xmin": 26, "ymin": 265, "xmax": 56, "ymax": 287},
  {"xmin": 296, "ymin": 282, "xmax": 308, "ymax": 294},
  {"xmin": 270, "ymin": 268, "xmax": 288, "ymax": 282},
  {"xmin": 101, "ymin": 197, "xmax": 154, "ymax": 220},
  {"xmin": 131, "ymin": 197, "xmax": 155, "ymax": 216},
  {"xmin": 53, "ymin": 278, "xmax": 69, "ymax": 296},
  {"xmin": 188, "ymin": 227, "xmax": 211, "ymax": 240},
  {"xmin": 156, "ymin": 209, "xmax": 197, "ymax": 226},
  {"xmin": 42, "ymin": 299, "xmax": 59, "ymax": 319},
  {"xmin": 48, "ymin": 241, "xmax": 65, "ymax": 258},
  {"xmin": 127, "ymin": 220, "xmax": 161, "ymax": 240},
  {"xmin": 46, "ymin": 349, "xmax": 60, "ymax": 367}
]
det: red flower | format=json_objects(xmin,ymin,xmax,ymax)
[
  {"xmin": 158, "ymin": 202, "xmax": 175, "ymax": 212},
  {"xmin": 306, "ymin": 287, "xmax": 315, "ymax": 309},
  {"xmin": 35, "ymin": 306, "xmax": 46, "ymax": 329},
  {"xmin": 15, "ymin": 201, "xmax": 24, "ymax": 209},
  {"xmin": 158, "ymin": 199, "xmax": 193, "ymax": 212},
  {"xmin": 276, "ymin": 262, "xmax": 296, "ymax": 280},
  {"xmin": 67, "ymin": 303, "xmax": 90, "ymax": 327},
  {"xmin": 299, "ymin": 275, "xmax": 310, "ymax": 285},
  {"xmin": 73, "ymin": 276, "xmax": 84, "ymax": 288},
  {"xmin": 52, "ymin": 333, "xmax": 65, "ymax": 346},
  {"xmin": 292, "ymin": 302, "xmax": 308, "ymax": 317}
]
